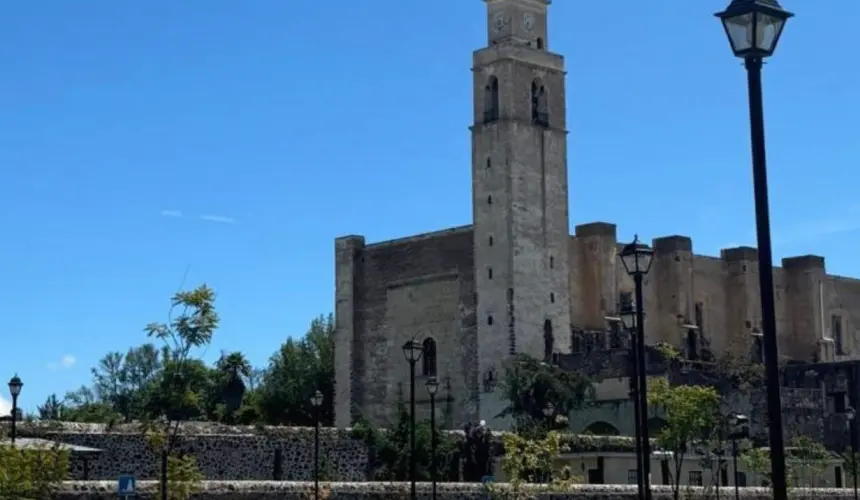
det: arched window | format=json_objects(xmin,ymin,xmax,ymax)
[
  {"xmin": 583, "ymin": 421, "xmax": 621, "ymax": 436},
  {"xmin": 422, "ymin": 338, "xmax": 437, "ymax": 376},
  {"xmin": 543, "ymin": 319, "xmax": 554, "ymax": 361},
  {"xmin": 531, "ymin": 79, "xmax": 548, "ymax": 127},
  {"xmin": 484, "ymin": 76, "xmax": 500, "ymax": 123}
]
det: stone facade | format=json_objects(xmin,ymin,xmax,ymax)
[
  {"xmin": 334, "ymin": 0, "xmax": 860, "ymax": 431},
  {"xmin": 53, "ymin": 482, "xmax": 860, "ymax": 500}
]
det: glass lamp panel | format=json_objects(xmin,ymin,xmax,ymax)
[
  {"xmin": 755, "ymin": 12, "xmax": 785, "ymax": 53},
  {"xmin": 722, "ymin": 12, "xmax": 754, "ymax": 54}
]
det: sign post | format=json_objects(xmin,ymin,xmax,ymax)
[{"xmin": 117, "ymin": 475, "xmax": 136, "ymax": 499}]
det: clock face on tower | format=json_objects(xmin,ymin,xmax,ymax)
[{"xmin": 523, "ymin": 12, "xmax": 535, "ymax": 31}]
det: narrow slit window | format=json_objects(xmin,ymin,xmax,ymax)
[
  {"xmin": 487, "ymin": 195, "xmax": 493, "ymax": 205},
  {"xmin": 489, "ymin": 236, "xmax": 494, "ymax": 246},
  {"xmin": 550, "ymin": 292, "xmax": 555, "ymax": 303},
  {"xmin": 488, "ymin": 315, "xmax": 494, "ymax": 325},
  {"xmin": 488, "ymin": 267, "xmax": 493, "ymax": 279}
]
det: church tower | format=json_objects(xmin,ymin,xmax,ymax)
[{"xmin": 472, "ymin": 0, "xmax": 571, "ymax": 418}]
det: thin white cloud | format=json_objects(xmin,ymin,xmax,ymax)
[
  {"xmin": 47, "ymin": 354, "xmax": 77, "ymax": 371},
  {"xmin": 199, "ymin": 214, "xmax": 236, "ymax": 224},
  {"xmin": 160, "ymin": 209, "xmax": 183, "ymax": 218},
  {"xmin": 0, "ymin": 396, "xmax": 10, "ymax": 416}
]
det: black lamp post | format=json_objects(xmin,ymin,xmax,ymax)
[
  {"xmin": 403, "ymin": 339, "xmax": 424, "ymax": 500},
  {"xmin": 621, "ymin": 296, "xmax": 645, "ymax": 500},
  {"xmin": 425, "ymin": 376, "xmax": 439, "ymax": 500},
  {"xmin": 847, "ymin": 407, "xmax": 858, "ymax": 500},
  {"xmin": 7, "ymin": 375, "xmax": 22, "ymax": 444},
  {"xmin": 619, "ymin": 236, "xmax": 654, "ymax": 500},
  {"xmin": 311, "ymin": 389, "xmax": 324, "ymax": 500},
  {"xmin": 726, "ymin": 412, "xmax": 749, "ymax": 500},
  {"xmin": 542, "ymin": 402, "xmax": 554, "ymax": 431},
  {"xmin": 714, "ymin": 2, "xmax": 793, "ymax": 499}
]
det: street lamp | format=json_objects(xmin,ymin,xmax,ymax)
[
  {"xmin": 311, "ymin": 390, "xmax": 324, "ymax": 500},
  {"xmin": 619, "ymin": 235, "xmax": 654, "ymax": 500},
  {"xmin": 542, "ymin": 402, "xmax": 554, "ymax": 430},
  {"xmin": 715, "ymin": 2, "xmax": 793, "ymax": 499},
  {"xmin": 402, "ymin": 339, "xmax": 424, "ymax": 500},
  {"xmin": 726, "ymin": 412, "xmax": 750, "ymax": 500},
  {"xmin": 7, "ymin": 375, "xmax": 22, "ymax": 444},
  {"xmin": 847, "ymin": 407, "xmax": 858, "ymax": 500},
  {"xmin": 620, "ymin": 297, "xmax": 644, "ymax": 500},
  {"xmin": 425, "ymin": 377, "xmax": 439, "ymax": 500}
]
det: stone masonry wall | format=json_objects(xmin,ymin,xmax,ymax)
[
  {"xmin": 20, "ymin": 422, "xmax": 645, "ymax": 482},
  {"xmin": 19, "ymin": 422, "xmax": 369, "ymax": 481},
  {"xmin": 56, "ymin": 482, "xmax": 855, "ymax": 500}
]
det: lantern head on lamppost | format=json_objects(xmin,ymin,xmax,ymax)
[
  {"xmin": 619, "ymin": 300, "xmax": 638, "ymax": 331},
  {"xmin": 715, "ymin": 0, "xmax": 793, "ymax": 59},
  {"xmin": 619, "ymin": 236, "xmax": 654, "ymax": 278},
  {"xmin": 425, "ymin": 376, "xmax": 439, "ymax": 396},
  {"xmin": 402, "ymin": 339, "xmax": 424, "ymax": 364},
  {"xmin": 8, "ymin": 375, "xmax": 22, "ymax": 399},
  {"xmin": 543, "ymin": 403, "xmax": 554, "ymax": 418},
  {"xmin": 311, "ymin": 390, "xmax": 324, "ymax": 408}
]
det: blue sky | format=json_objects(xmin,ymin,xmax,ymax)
[{"xmin": 0, "ymin": 0, "xmax": 857, "ymax": 413}]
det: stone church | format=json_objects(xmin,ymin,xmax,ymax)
[{"xmin": 333, "ymin": 0, "xmax": 860, "ymax": 431}]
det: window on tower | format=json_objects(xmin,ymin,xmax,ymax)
[
  {"xmin": 536, "ymin": 37, "xmax": 544, "ymax": 50},
  {"xmin": 531, "ymin": 79, "xmax": 549, "ymax": 127},
  {"xmin": 422, "ymin": 337, "xmax": 437, "ymax": 376},
  {"xmin": 484, "ymin": 76, "xmax": 500, "ymax": 123}
]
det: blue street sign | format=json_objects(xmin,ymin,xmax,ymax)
[
  {"xmin": 481, "ymin": 475, "xmax": 495, "ymax": 483},
  {"xmin": 118, "ymin": 475, "xmax": 136, "ymax": 497}
]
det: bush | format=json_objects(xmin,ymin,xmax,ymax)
[{"xmin": 0, "ymin": 442, "xmax": 69, "ymax": 500}]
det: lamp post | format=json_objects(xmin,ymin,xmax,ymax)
[
  {"xmin": 726, "ymin": 412, "xmax": 749, "ymax": 500},
  {"xmin": 847, "ymin": 407, "xmax": 858, "ymax": 500},
  {"xmin": 714, "ymin": 2, "xmax": 793, "ymax": 499},
  {"xmin": 7, "ymin": 375, "xmax": 23, "ymax": 444},
  {"xmin": 403, "ymin": 339, "xmax": 424, "ymax": 500},
  {"xmin": 621, "ymin": 297, "xmax": 645, "ymax": 500},
  {"xmin": 426, "ymin": 376, "xmax": 439, "ymax": 500},
  {"xmin": 311, "ymin": 390, "xmax": 324, "ymax": 500},
  {"xmin": 543, "ymin": 402, "xmax": 554, "ymax": 431},
  {"xmin": 619, "ymin": 236, "xmax": 654, "ymax": 500}
]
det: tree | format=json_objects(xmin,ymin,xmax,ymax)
[
  {"xmin": 142, "ymin": 284, "xmax": 218, "ymax": 500},
  {"xmin": 498, "ymin": 354, "xmax": 593, "ymax": 436},
  {"xmin": 351, "ymin": 403, "xmax": 457, "ymax": 481},
  {"xmin": 37, "ymin": 394, "xmax": 65, "ymax": 421},
  {"xmin": 208, "ymin": 351, "xmax": 253, "ymax": 423},
  {"xmin": 487, "ymin": 431, "xmax": 581, "ymax": 500},
  {"xmin": 647, "ymin": 378, "xmax": 720, "ymax": 500},
  {"xmin": 0, "ymin": 442, "xmax": 69, "ymax": 499},
  {"xmin": 741, "ymin": 435, "xmax": 830, "ymax": 489},
  {"xmin": 256, "ymin": 315, "xmax": 335, "ymax": 426}
]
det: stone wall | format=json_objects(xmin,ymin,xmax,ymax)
[
  {"xmin": 20, "ymin": 422, "xmax": 642, "ymax": 481},
  {"xmin": 55, "ymin": 481, "xmax": 857, "ymax": 500},
  {"xmin": 19, "ymin": 422, "xmax": 369, "ymax": 481}
]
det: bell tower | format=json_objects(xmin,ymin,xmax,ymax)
[{"xmin": 472, "ymin": 0, "xmax": 571, "ymax": 419}]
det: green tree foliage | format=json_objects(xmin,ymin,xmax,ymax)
[
  {"xmin": 56, "ymin": 302, "xmax": 334, "ymax": 427},
  {"xmin": 36, "ymin": 394, "xmax": 65, "ymax": 421},
  {"xmin": 351, "ymin": 403, "xmax": 457, "ymax": 481},
  {"xmin": 255, "ymin": 315, "xmax": 335, "ymax": 426},
  {"xmin": 487, "ymin": 432, "xmax": 581, "ymax": 499},
  {"xmin": 0, "ymin": 443, "xmax": 69, "ymax": 500},
  {"xmin": 647, "ymin": 378, "xmax": 720, "ymax": 500},
  {"xmin": 498, "ymin": 354, "xmax": 593, "ymax": 436},
  {"xmin": 741, "ymin": 435, "xmax": 831, "ymax": 489}
]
